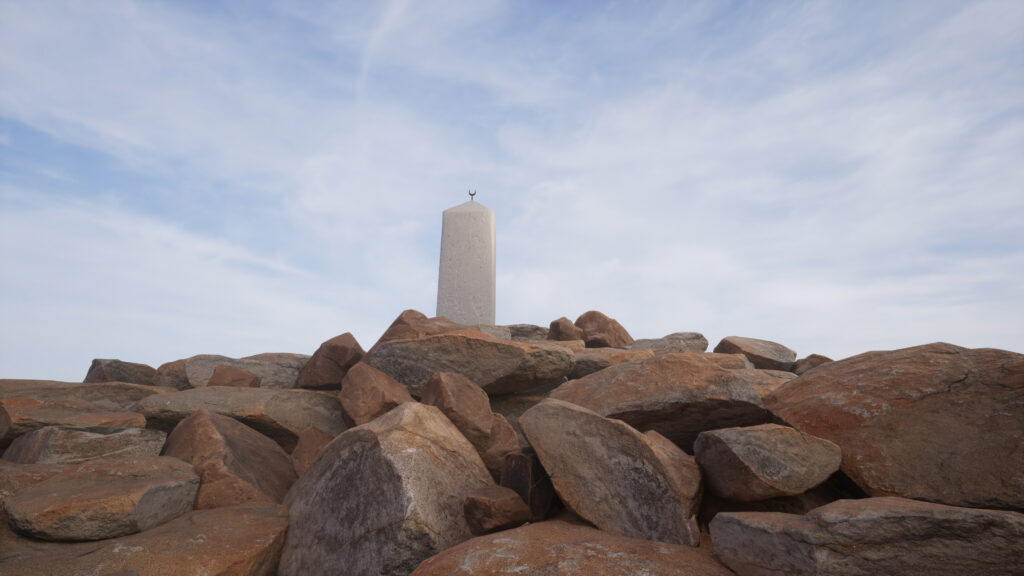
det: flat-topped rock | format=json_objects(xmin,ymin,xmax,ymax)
[
  {"xmin": 83, "ymin": 359, "xmax": 156, "ymax": 385},
  {"xmin": 1, "ymin": 397, "xmax": 147, "ymax": 449},
  {"xmin": 714, "ymin": 336, "xmax": 797, "ymax": 371},
  {"xmin": 631, "ymin": 332, "xmax": 709, "ymax": 354},
  {"xmin": 208, "ymin": 364, "xmax": 261, "ymax": 387},
  {"xmin": 505, "ymin": 324, "xmax": 549, "ymax": 341},
  {"xmin": 153, "ymin": 353, "xmax": 309, "ymax": 389},
  {"xmin": 570, "ymin": 347, "xmax": 653, "ymax": 379},
  {"xmin": 3, "ymin": 426, "xmax": 166, "ymax": 464},
  {"xmin": 0, "ymin": 379, "xmax": 169, "ymax": 408}
]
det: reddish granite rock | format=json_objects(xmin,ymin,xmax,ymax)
[
  {"xmin": 83, "ymin": 359, "xmax": 156, "ymax": 386},
  {"xmin": 463, "ymin": 485, "xmax": 531, "ymax": 535},
  {"xmin": 792, "ymin": 353, "xmax": 833, "ymax": 375},
  {"xmin": 295, "ymin": 332, "xmax": 365, "ymax": 390},
  {"xmin": 208, "ymin": 365, "xmax": 261, "ymax": 388},
  {"xmin": 337, "ymin": 362, "xmax": 415, "ymax": 426},
  {"xmin": 3, "ymin": 426, "xmax": 166, "ymax": 464},
  {"xmin": 505, "ymin": 324, "xmax": 549, "ymax": 342},
  {"xmin": 482, "ymin": 413, "xmax": 519, "ymax": 481},
  {"xmin": 632, "ymin": 332, "xmax": 709, "ymax": 354},
  {"xmin": 500, "ymin": 447, "xmax": 556, "ymax": 522},
  {"xmin": 370, "ymin": 309, "xmax": 477, "ymax": 351},
  {"xmin": 703, "ymin": 352, "xmax": 755, "ymax": 369},
  {"xmin": 152, "ymin": 353, "xmax": 309, "ymax": 390},
  {"xmin": 574, "ymin": 310, "xmax": 634, "ymax": 348},
  {"xmin": 714, "ymin": 336, "xmax": 797, "ymax": 371},
  {"xmin": 570, "ymin": 347, "xmax": 653, "ymax": 379},
  {"xmin": 547, "ymin": 316, "xmax": 583, "ymax": 341},
  {"xmin": 1, "ymin": 397, "xmax": 147, "ymax": 449},
  {"xmin": 290, "ymin": 427, "xmax": 335, "ymax": 476},
  {"xmin": 421, "ymin": 372, "xmax": 493, "ymax": 449},
  {"xmin": 0, "ymin": 460, "xmax": 75, "ymax": 504}
]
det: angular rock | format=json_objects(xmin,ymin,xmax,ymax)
[
  {"xmin": 694, "ymin": 423, "xmax": 841, "ymax": 502},
  {"xmin": 337, "ymin": 362, "xmax": 415, "ymax": 426},
  {"xmin": 3, "ymin": 426, "xmax": 166, "ymax": 464},
  {"xmin": 570, "ymin": 347, "xmax": 653, "ymax": 379},
  {"xmin": 1, "ymin": 398, "xmax": 146, "ymax": 449},
  {"xmin": 0, "ymin": 380, "xmax": 169, "ymax": 409},
  {"xmin": 520, "ymin": 399, "xmax": 701, "ymax": 546},
  {"xmin": 547, "ymin": 316, "xmax": 583, "ymax": 341},
  {"xmin": 290, "ymin": 426, "xmax": 334, "ymax": 476},
  {"xmin": 574, "ymin": 310, "xmax": 634, "ymax": 348},
  {"xmin": 2, "ymin": 456, "xmax": 199, "ymax": 541},
  {"xmin": 500, "ymin": 447, "xmax": 556, "ymax": 522},
  {"xmin": 279, "ymin": 402, "xmax": 494, "ymax": 576},
  {"xmin": 208, "ymin": 364, "xmax": 261, "ymax": 388},
  {"xmin": 137, "ymin": 386, "xmax": 345, "ymax": 453},
  {"xmin": 714, "ymin": 336, "xmax": 797, "ymax": 371},
  {"xmin": 0, "ymin": 503, "xmax": 288, "ymax": 576},
  {"xmin": 550, "ymin": 352, "xmax": 771, "ymax": 452},
  {"xmin": 699, "ymin": 472, "xmax": 866, "ymax": 524},
  {"xmin": 162, "ymin": 409, "xmax": 296, "ymax": 508},
  {"xmin": 367, "ymin": 332, "xmax": 575, "ymax": 396},
  {"xmin": 153, "ymin": 353, "xmax": 309, "ymax": 390},
  {"xmin": 766, "ymin": 343, "xmax": 1024, "ymax": 510},
  {"xmin": 710, "ymin": 497, "xmax": 1024, "ymax": 576},
  {"xmin": 370, "ymin": 309, "xmax": 476, "ymax": 351},
  {"xmin": 472, "ymin": 324, "xmax": 512, "ymax": 340},
  {"xmin": 703, "ymin": 352, "xmax": 755, "ymax": 369},
  {"xmin": 295, "ymin": 332, "xmax": 365, "ymax": 390},
  {"xmin": 463, "ymin": 485, "xmax": 531, "ymax": 535},
  {"xmin": 412, "ymin": 518, "xmax": 735, "ymax": 576},
  {"xmin": 83, "ymin": 359, "xmax": 156, "ymax": 385},
  {"xmin": 505, "ymin": 323, "xmax": 549, "ymax": 341},
  {"xmin": 420, "ymin": 372, "xmax": 492, "ymax": 449},
  {"xmin": 736, "ymin": 368, "xmax": 797, "ymax": 399},
  {"xmin": 490, "ymin": 391, "xmax": 549, "ymax": 446},
  {"xmin": 632, "ymin": 332, "xmax": 709, "ymax": 354},
  {"xmin": 482, "ymin": 413, "xmax": 519, "ymax": 481},
  {"xmin": 793, "ymin": 353, "xmax": 833, "ymax": 375}
]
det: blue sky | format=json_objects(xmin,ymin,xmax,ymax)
[{"xmin": 2, "ymin": 0, "xmax": 1022, "ymax": 381}]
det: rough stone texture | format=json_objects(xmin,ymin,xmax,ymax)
[
  {"xmin": 208, "ymin": 364, "xmax": 261, "ymax": 388},
  {"xmin": 490, "ymin": 391, "xmax": 549, "ymax": 447},
  {"xmin": 570, "ymin": 347, "xmax": 653, "ymax": 379},
  {"xmin": 472, "ymin": 324, "xmax": 512, "ymax": 340},
  {"xmin": 714, "ymin": 336, "xmax": 797, "ymax": 371},
  {"xmin": 0, "ymin": 380, "xmax": 169, "ymax": 408},
  {"xmin": 792, "ymin": 353, "xmax": 834, "ymax": 375},
  {"xmin": 84, "ymin": 359, "xmax": 156, "ymax": 386},
  {"xmin": 736, "ymin": 368, "xmax": 797, "ymax": 400},
  {"xmin": 279, "ymin": 402, "xmax": 494, "ymax": 576},
  {"xmin": 505, "ymin": 324, "xmax": 549, "ymax": 341},
  {"xmin": 1, "ymin": 397, "xmax": 147, "ymax": 449},
  {"xmin": 436, "ymin": 199, "xmax": 496, "ymax": 326},
  {"xmin": 0, "ymin": 503, "xmax": 288, "ymax": 576},
  {"xmin": 574, "ymin": 310, "xmax": 634, "ymax": 348},
  {"xmin": 500, "ymin": 447, "xmax": 556, "ymax": 522},
  {"xmin": 370, "ymin": 310, "xmax": 475, "ymax": 350},
  {"xmin": 337, "ymin": 362, "xmax": 415, "ymax": 427},
  {"xmin": 766, "ymin": 343, "xmax": 1024, "ymax": 510},
  {"xmin": 3, "ymin": 426, "xmax": 166, "ymax": 464},
  {"xmin": 520, "ymin": 399, "xmax": 701, "ymax": 546},
  {"xmin": 162, "ymin": 409, "xmax": 297, "ymax": 509},
  {"xmin": 295, "ymin": 332, "xmax": 365, "ymax": 390},
  {"xmin": 547, "ymin": 316, "xmax": 583, "ymax": 341},
  {"xmin": 153, "ymin": 353, "xmax": 310, "ymax": 390},
  {"xmin": 631, "ymin": 332, "xmax": 709, "ymax": 354},
  {"xmin": 699, "ymin": 471, "xmax": 866, "ymax": 526},
  {"xmin": 463, "ymin": 485, "xmax": 531, "ymax": 535},
  {"xmin": 703, "ymin": 352, "xmax": 756, "ymax": 369},
  {"xmin": 710, "ymin": 497, "xmax": 1024, "ymax": 576},
  {"xmin": 482, "ymin": 413, "xmax": 519, "ymax": 481},
  {"xmin": 0, "ymin": 461, "xmax": 75, "ymax": 504},
  {"xmin": 412, "ymin": 518, "xmax": 735, "ymax": 576},
  {"xmin": 2, "ymin": 456, "xmax": 199, "ymax": 541},
  {"xmin": 137, "ymin": 386, "xmax": 345, "ymax": 453},
  {"xmin": 290, "ymin": 427, "xmax": 334, "ymax": 477},
  {"xmin": 367, "ymin": 332, "xmax": 575, "ymax": 397},
  {"xmin": 420, "ymin": 372, "xmax": 493, "ymax": 449},
  {"xmin": 694, "ymin": 423, "xmax": 841, "ymax": 502},
  {"xmin": 549, "ymin": 352, "xmax": 771, "ymax": 452}
]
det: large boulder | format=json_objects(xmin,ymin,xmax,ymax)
[
  {"xmin": 0, "ymin": 380, "xmax": 169, "ymax": 408},
  {"xmin": 279, "ymin": 402, "xmax": 494, "ymax": 576},
  {"xmin": 207, "ymin": 365, "xmax": 261, "ymax": 388},
  {"xmin": 570, "ymin": 347, "xmax": 653, "ymax": 379},
  {"xmin": 420, "ymin": 372, "xmax": 493, "ymax": 449},
  {"xmin": 574, "ymin": 310, "xmax": 634, "ymax": 348},
  {"xmin": 295, "ymin": 332, "xmax": 365, "ymax": 390},
  {"xmin": 3, "ymin": 426, "xmax": 166, "ymax": 464},
  {"xmin": 519, "ymin": 399, "xmax": 701, "ymax": 546},
  {"xmin": 366, "ymin": 332, "xmax": 575, "ymax": 397},
  {"xmin": 137, "ymin": 387, "xmax": 345, "ymax": 453},
  {"xmin": 792, "ymin": 353, "xmax": 832, "ymax": 375},
  {"xmin": 370, "ymin": 309, "xmax": 476, "ymax": 350},
  {"xmin": 83, "ymin": 359, "xmax": 156, "ymax": 385},
  {"xmin": 463, "ymin": 485, "xmax": 531, "ymax": 535},
  {"xmin": 549, "ymin": 352, "xmax": 771, "ymax": 452},
  {"xmin": 0, "ymin": 460, "xmax": 75, "ymax": 504},
  {"xmin": 694, "ymin": 423, "xmax": 841, "ymax": 502},
  {"xmin": 0, "ymin": 503, "xmax": 288, "ymax": 576},
  {"xmin": 2, "ymin": 456, "xmax": 199, "ymax": 541},
  {"xmin": 162, "ymin": 409, "xmax": 297, "ymax": 508},
  {"xmin": 153, "ymin": 353, "xmax": 310, "ymax": 389},
  {"xmin": 632, "ymin": 332, "xmax": 709, "ymax": 354},
  {"xmin": 290, "ymin": 426, "xmax": 334, "ymax": 476},
  {"xmin": 714, "ymin": 336, "xmax": 796, "ymax": 371},
  {"xmin": 766, "ymin": 343, "xmax": 1024, "ymax": 510},
  {"xmin": 504, "ymin": 324, "xmax": 549, "ymax": 341},
  {"xmin": 411, "ymin": 518, "xmax": 735, "ymax": 576},
  {"xmin": 338, "ymin": 362, "xmax": 415, "ymax": 427},
  {"xmin": 710, "ymin": 497, "xmax": 1024, "ymax": 576},
  {"xmin": 547, "ymin": 316, "xmax": 583, "ymax": 341}
]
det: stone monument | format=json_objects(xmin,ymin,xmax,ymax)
[{"xmin": 436, "ymin": 192, "xmax": 495, "ymax": 325}]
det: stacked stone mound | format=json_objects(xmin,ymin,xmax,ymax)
[{"xmin": 1, "ymin": 310, "xmax": 1022, "ymax": 576}]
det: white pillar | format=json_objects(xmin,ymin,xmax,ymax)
[{"xmin": 436, "ymin": 198, "xmax": 495, "ymax": 325}]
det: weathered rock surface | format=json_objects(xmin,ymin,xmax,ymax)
[
  {"xmin": 370, "ymin": 309, "xmax": 477, "ymax": 350},
  {"xmin": 481, "ymin": 413, "xmax": 519, "ymax": 480},
  {"xmin": 420, "ymin": 372, "xmax": 492, "ymax": 449},
  {"xmin": 714, "ymin": 336, "xmax": 797, "ymax": 371},
  {"xmin": 703, "ymin": 352, "xmax": 755, "ymax": 369},
  {"xmin": 412, "ymin": 518, "xmax": 735, "ymax": 576},
  {"xmin": 137, "ymin": 386, "xmax": 345, "ymax": 453},
  {"xmin": 84, "ymin": 359, "xmax": 156, "ymax": 385},
  {"xmin": 500, "ymin": 447, "xmax": 556, "ymax": 522},
  {"xmin": 279, "ymin": 402, "xmax": 494, "ymax": 576},
  {"xmin": 766, "ymin": 343, "xmax": 1024, "ymax": 510},
  {"xmin": 574, "ymin": 310, "xmax": 634, "ymax": 348},
  {"xmin": 735, "ymin": 368, "xmax": 797, "ymax": 399},
  {"xmin": 792, "ymin": 353, "xmax": 833, "ymax": 375},
  {"xmin": 337, "ymin": 362, "xmax": 415, "ymax": 426},
  {"xmin": 0, "ymin": 503, "xmax": 288, "ymax": 576},
  {"xmin": 295, "ymin": 332, "xmax": 365, "ymax": 390},
  {"xmin": 2, "ymin": 456, "xmax": 199, "ymax": 541},
  {"xmin": 710, "ymin": 497, "xmax": 1024, "ymax": 576},
  {"xmin": 162, "ymin": 409, "xmax": 296, "ymax": 508},
  {"xmin": 505, "ymin": 323, "xmax": 549, "ymax": 341},
  {"xmin": 694, "ymin": 423, "xmax": 841, "ymax": 502},
  {"xmin": 153, "ymin": 353, "xmax": 309, "ymax": 390},
  {"xmin": 547, "ymin": 316, "xmax": 583, "ymax": 341},
  {"xmin": 290, "ymin": 426, "xmax": 334, "ymax": 476},
  {"xmin": 632, "ymin": 332, "xmax": 709, "ymax": 354},
  {"xmin": 3, "ymin": 426, "xmax": 166, "ymax": 464},
  {"xmin": 472, "ymin": 324, "xmax": 512, "ymax": 340},
  {"xmin": 463, "ymin": 485, "xmax": 531, "ymax": 535},
  {"xmin": 0, "ymin": 380, "xmax": 169, "ymax": 408},
  {"xmin": 520, "ymin": 399, "xmax": 701, "ymax": 546},
  {"xmin": 570, "ymin": 347, "xmax": 653, "ymax": 379},
  {"xmin": 367, "ymin": 332, "xmax": 575, "ymax": 396},
  {"xmin": 0, "ymin": 460, "xmax": 75, "ymax": 504},
  {"xmin": 208, "ymin": 364, "xmax": 261, "ymax": 388},
  {"xmin": 549, "ymin": 352, "xmax": 771, "ymax": 452}
]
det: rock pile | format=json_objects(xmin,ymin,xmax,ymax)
[{"xmin": 1, "ymin": 309, "xmax": 1021, "ymax": 576}]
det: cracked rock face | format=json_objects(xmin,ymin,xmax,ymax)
[{"xmin": 766, "ymin": 342, "xmax": 1024, "ymax": 510}]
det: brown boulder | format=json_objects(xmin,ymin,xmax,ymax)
[
  {"xmin": 290, "ymin": 426, "xmax": 334, "ymax": 476},
  {"xmin": 481, "ymin": 413, "xmax": 519, "ymax": 480},
  {"xmin": 463, "ymin": 485, "xmax": 531, "ymax": 535},
  {"xmin": 1, "ymin": 398, "xmax": 146, "ymax": 449},
  {"xmin": 499, "ymin": 447, "xmax": 556, "ymax": 522},
  {"xmin": 792, "ymin": 353, "xmax": 833, "ymax": 375},
  {"xmin": 208, "ymin": 364, "xmax": 261, "ymax": 387},
  {"xmin": 295, "ymin": 332, "xmax": 365, "ymax": 390},
  {"xmin": 3, "ymin": 426, "xmax": 166, "ymax": 464},
  {"xmin": 714, "ymin": 336, "xmax": 796, "ymax": 371},
  {"xmin": 766, "ymin": 343, "xmax": 1024, "ymax": 510},
  {"xmin": 153, "ymin": 353, "xmax": 309, "ymax": 390},
  {"xmin": 337, "ymin": 362, "xmax": 415, "ymax": 426},
  {"xmin": 0, "ymin": 460, "xmax": 75, "ymax": 504},
  {"xmin": 570, "ymin": 347, "xmax": 653, "ymax": 379},
  {"xmin": 574, "ymin": 310, "xmax": 634, "ymax": 348},
  {"xmin": 710, "ymin": 497, "xmax": 1024, "ymax": 576},
  {"xmin": 2, "ymin": 456, "xmax": 198, "ymax": 541},
  {"xmin": 411, "ymin": 518, "xmax": 735, "ymax": 576},
  {"xmin": 162, "ymin": 409, "xmax": 296, "ymax": 508},
  {"xmin": 703, "ymin": 352, "xmax": 755, "ymax": 369},
  {"xmin": 83, "ymin": 359, "xmax": 156, "ymax": 385},
  {"xmin": 520, "ymin": 399, "xmax": 701, "ymax": 546},
  {"xmin": 420, "ymin": 372, "xmax": 492, "ymax": 449},
  {"xmin": 370, "ymin": 309, "xmax": 476, "ymax": 350},
  {"xmin": 632, "ymin": 332, "xmax": 709, "ymax": 354},
  {"xmin": 505, "ymin": 324, "xmax": 549, "ymax": 341},
  {"xmin": 0, "ymin": 380, "xmax": 169, "ymax": 408},
  {"xmin": 547, "ymin": 316, "xmax": 583, "ymax": 341}
]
